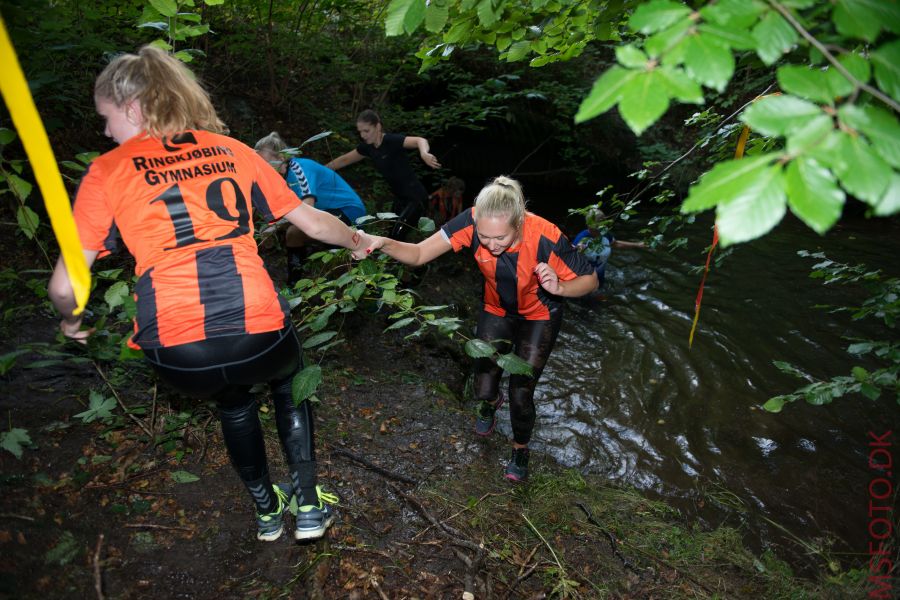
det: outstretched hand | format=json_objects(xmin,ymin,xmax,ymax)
[
  {"xmin": 421, "ymin": 152, "xmax": 441, "ymax": 169},
  {"xmin": 534, "ymin": 262, "xmax": 562, "ymax": 295}
]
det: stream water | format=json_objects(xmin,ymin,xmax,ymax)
[{"xmin": 491, "ymin": 210, "xmax": 899, "ymax": 568}]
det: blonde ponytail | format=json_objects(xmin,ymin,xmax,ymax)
[
  {"xmin": 94, "ymin": 45, "xmax": 226, "ymax": 137},
  {"xmin": 474, "ymin": 175, "xmax": 526, "ymax": 230}
]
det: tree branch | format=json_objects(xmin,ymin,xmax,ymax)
[{"xmin": 769, "ymin": 0, "xmax": 900, "ymax": 113}]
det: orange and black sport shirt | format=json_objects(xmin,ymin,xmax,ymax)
[
  {"xmin": 73, "ymin": 130, "xmax": 302, "ymax": 349},
  {"xmin": 441, "ymin": 208, "xmax": 594, "ymax": 320}
]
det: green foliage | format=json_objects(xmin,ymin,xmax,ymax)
[
  {"xmin": 74, "ymin": 390, "xmax": 118, "ymax": 423},
  {"xmin": 765, "ymin": 252, "xmax": 899, "ymax": 411},
  {"xmin": 388, "ymin": 0, "xmax": 900, "ymax": 247},
  {"xmin": 169, "ymin": 470, "xmax": 200, "ymax": 483},
  {"xmin": 1, "ymin": 426, "xmax": 32, "ymax": 459}
]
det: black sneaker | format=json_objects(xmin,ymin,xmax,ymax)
[
  {"xmin": 474, "ymin": 391, "xmax": 506, "ymax": 436},
  {"xmin": 504, "ymin": 447, "xmax": 530, "ymax": 483}
]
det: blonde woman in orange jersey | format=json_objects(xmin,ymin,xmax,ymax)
[{"xmin": 48, "ymin": 46, "xmax": 373, "ymax": 542}]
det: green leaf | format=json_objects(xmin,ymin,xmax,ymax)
[
  {"xmin": 785, "ymin": 114, "xmax": 834, "ymax": 156},
  {"xmin": 45, "ymin": 531, "xmax": 79, "ymax": 565},
  {"xmin": 1, "ymin": 428, "xmax": 31, "ymax": 459},
  {"xmin": 618, "ymin": 70, "xmax": 671, "ymax": 135},
  {"xmin": 497, "ymin": 353, "xmax": 533, "ymax": 376},
  {"xmin": 8, "ymin": 173, "xmax": 33, "ymax": 200},
  {"xmin": 574, "ymin": 67, "xmax": 637, "ymax": 123},
  {"xmin": 170, "ymin": 470, "xmax": 200, "ymax": 484},
  {"xmin": 645, "ymin": 17, "xmax": 691, "ymax": 60},
  {"xmin": 308, "ymin": 304, "xmax": 338, "ymax": 332},
  {"xmin": 629, "ymin": 0, "xmax": 692, "ymax": 34},
  {"xmin": 292, "ymin": 365, "xmax": 322, "ymax": 403},
  {"xmin": 385, "ymin": 0, "xmax": 418, "ymax": 36},
  {"xmin": 716, "ymin": 164, "xmax": 786, "ymax": 246},
  {"xmin": 697, "ymin": 23, "xmax": 756, "ymax": 50},
  {"xmin": 683, "ymin": 33, "xmax": 734, "ymax": 92},
  {"xmin": 104, "ymin": 280, "xmax": 131, "ymax": 309},
  {"xmin": 73, "ymin": 391, "xmax": 117, "ymax": 423},
  {"xmin": 741, "ymin": 95, "xmax": 822, "ymax": 137},
  {"xmin": 477, "ymin": 0, "xmax": 501, "ymax": 28},
  {"xmin": 860, "ymin": 383, "xmax": 881, "ymax": 400},
  {"xmin": 16, "ymin": 206, "xmax": 39, "ymax": 240},
  {"xmin": 785, "ymin": 158, "xmax": 845, "ymax": 234},
  {"xmin": 851, "ymin": 366, "xmax": 869, "ymax": 381},
  {"xmin": 385, "ymin": 316, "xmax": 415, "ymax": 331},
  {"xmin": 204, "ymin": 0, "xmax": 226, "ymax": 5},
  {"xmin": 464, "ymin": 338, "xmax": 496, "ymax": 358},
  {"xmin": 424, "ymin": 1, "xmax": 449, "ymax": 32},
  {"xmin": 762, "ymin": 397, "xmax": 786, "ymax": 412},
  {"xmin": 752, "ymin": 10, "xmax": 798, "ymax": 66},
  {"xmin": 833, "ymin": 133, "xmax": 891, "ymax": 205},
  {"xmin": 506, "ymin": 40, "xmax": 532, "ymax": 62},
  {"xmin": 700, "ymin": 0, "xmax": 765, "ymax": 29},
  {"xmin": 826, "ymin": 53, "xmax": 871, "ymax": 98},
  {"xmin": 418, "ymin": 216, "xmax": 436, "ymax": 232},
  {"xmin": 302, "ymin": 331, "xmax": 338, "ymax": 349},
  {"xmin": 148, "ymin": 0, "xmax": 177, "ymax": 17},
  {"xmin": 832, "ymin": 0, "xmax": 881, "ymax": 42},
  {"xmin": 0, "ymin": 349, "xmax": 29, "ymax": 376},
  {"xmin": 871, "ymin": 40, "xmax": 900, "ymax": 103},
  {"xmin": 777, "ymin": 66, "xmax": 834, "ymax": 104},
  {"xmin": 682, "ymin": 154, "xmax": 778, "ymax": 213},
  {"xmin": 657, "ymin": 66, "xmax": 704, "ymax": 103},
  {"xmin": 615, "ymin": 44, "xmax": 648, "ymax": 69},
  {"xmin": 0, "ymin": 128, "xmax": 16, "ymax": 145},
  {"xmin": 873, "ymin": 173, "xmax": 900, "ymax": 217},
  {"xmin": 838, "ymin": 104, "xmax": 900, "ymax": 168}
]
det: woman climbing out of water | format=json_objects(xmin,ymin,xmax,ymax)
[
  {"xmin": 47, "ymin": 46, "xmax": 373, "ymax": 542},
  {"xmin": 357, "ymin": 176, "xmax": 598, "ymax": 482},
  {"xmin": 326, "ymin": 109, "xmax": 440, "ymax": 240}
]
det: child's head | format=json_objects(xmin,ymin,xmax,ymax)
[
  {"xmin": 93, "ymin": 45, "xmax": 225, "ymax": 141},
  {"xmin": 586, "ymin": 206, "xmax": 607, "ymax": 234},
  {"xmin": 474, "ymin": 175, "xmax": 526, "ymax": 231},
  {"xmin": 254, "ymin": 131, "xmax": 288, "ymax": 170}
]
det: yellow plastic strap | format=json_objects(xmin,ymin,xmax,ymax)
[{"xmin": 0, "ymin": 16, "xmax": 90, "ymax": 314}]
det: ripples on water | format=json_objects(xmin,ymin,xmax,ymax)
[{"xmin": 493, "ymin": 213, "xmax": 900, "ymax": 565}]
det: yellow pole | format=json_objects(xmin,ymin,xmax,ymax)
[{"xmin": 0, "ymin": 15, "xmax": 90, "ymax": 314}]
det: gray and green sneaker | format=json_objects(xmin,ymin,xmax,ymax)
[
  {"xmin": 474, "ymin": 391, "xmax": 506, "ymax": 436},
  {"xmin": 504, "ymin": 447, "xmax": 530, "ymax": 483},
  {"xmin": 256, "ymin": 483, "xmax": 291, "ymax": 541},
  {"xmin": 294, "ymin": 486, "xmax": 338, "ymax": 541}
]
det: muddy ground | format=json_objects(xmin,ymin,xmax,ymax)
[{"xmin": 0, "ymin": 244, "xmax": 866, "ymax": 600}]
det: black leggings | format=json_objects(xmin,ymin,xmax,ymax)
[
  {"xmin": 473, "ymin": 308, "xmax": 563, "ymax": 445},
  {"xmin": 145, "ymin": 326, "xmax": 318, "ymax": 509},
  {"xmin": 389, "ymin": 194, "xmax": 425, "ymax": 241}
]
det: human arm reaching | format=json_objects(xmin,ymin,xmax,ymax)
[
  {"xmin": 533, "ymin": 263, "xmax": 598, "ymax": 297},
  {"xmin": 612, "ymin": 239, "xmax": 645, "ymax": 249},
  {"xmin": 48, "ymin": 249, "xmax": 100, "ymax": 343},
  {"xmin": 283, "ymin": 202, "xmax": 373, "ymax": 255},
  {"xmin": 403, "ymin": 136, "xmax": 441, "ymax": 169},
  {"xmin": 325, "ymin": 149, "xmax": 365, "ymax": 171},
  {"xmin": 358, "ymin": 230, "xmax": 451, "ymax": 265}
]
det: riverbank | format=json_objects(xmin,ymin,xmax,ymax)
[{"xmin": 0, "ymin": 250, "xmax": 870, "ymax": 599}]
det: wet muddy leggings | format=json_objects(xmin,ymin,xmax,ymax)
[
  {"xmin": 473, "ymin": 308, "xmax": 563, "ymax": 445},
  {"xmin": 145, "ymin": 326, "xmax": 320, "ymax": 512}
]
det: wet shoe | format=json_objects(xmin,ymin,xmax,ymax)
[
  {"xmin": 474, "ymin": 392, "xmax": 505, "ymax": 436},
  {"xmin": 504, "ymin": 447, "xmax": 530, "ymax": 483},
  {"xmin": 294, "ymin": 486, "xmax": 338, "ymax": 541},
  {"xmin": 256, "ymin": 483, "xmax": 291, "ymax": 541}
]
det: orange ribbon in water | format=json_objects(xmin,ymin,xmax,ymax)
[{"xmin": 687, "ymin": 125, "xmax": 751, "ymax": 349}]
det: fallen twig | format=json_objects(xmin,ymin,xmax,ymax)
[
  {"xmin": 331, "ymin": 447, "xmax": 419, "ymax": 485},
  {"xmin": 370, "ymin": 577, "xmax": 390, "ymax": 600},
  {"xmin": 0, "ymin": 513, "xmax": 36, "ymax": 522},
  {"xmin": 93, "ymin": 533, "xmax": 104, "ymax": 600},
  {"xmin": 123, "ymin": 523, "xmax": 192, "ymax": 532},
  {"xmin": 94, "ymin": 362, "xmax": 154, "ymax": 439}
]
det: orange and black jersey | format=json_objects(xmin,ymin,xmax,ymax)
[
  {"xmin": 73, "ymin": 130, "xmax": 302, "ymax": 349},
  {"xmin": 441, "ymin": 209, "xmax": 594, "ymax": 320}
]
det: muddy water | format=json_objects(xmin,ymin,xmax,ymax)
[{"xmin": 495, "ymin": 212, "xmax": 899, "ymax": 564}]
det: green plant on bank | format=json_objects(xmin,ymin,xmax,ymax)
[
  {"xmin": 386, "ymin": 0, "xmax": 899, "ymax": 247},
  {"xmin": 765, "ymin": 251, "xmax": 899, "ymax": 411},
  {"xmin": 1, "ymin": 420, "xmax": 32, "ymax": 459},
  {"xmin": 138, "ymin": 0, "xmax": 224, "ymax": 61}
]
